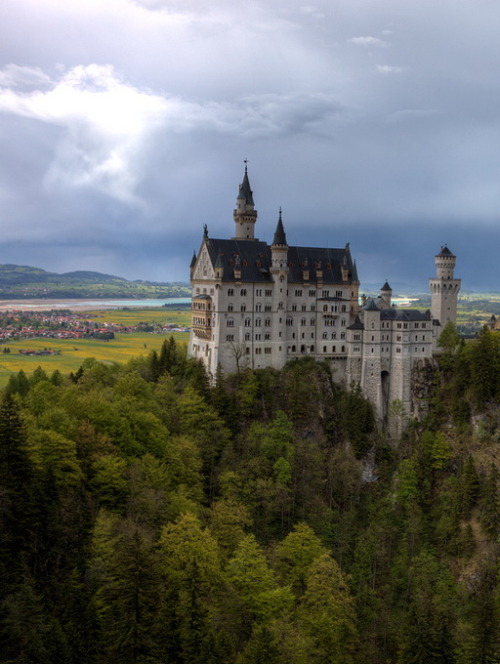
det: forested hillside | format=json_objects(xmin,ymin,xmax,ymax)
[{"xmin": 0, "ymin": 332, "xmax": 499, "ymax": 664}]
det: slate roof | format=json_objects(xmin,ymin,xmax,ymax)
[
  {"xmin": 436, "ymin": 245, "xmax": 455, "ymax": 257},
  {"xmin": 362, "ymin": 298, "xmax": 380, "ymax": 311},
  {"xmin": 348, "ymin": 316, "xmax": 364, "ymax": 330},
  {"xmin": 237, "ymin": 167, "xmax": 254, "ymax": 206},
  {"xmin": 272, "ymin": 210, "xmax": 287, "ymax": 246},
  {"xmin": 380, "ymin": 309, "xmax": 431, "ymax": 322},
  {"xmin": 381, "ymin": 281, "xmax": 392, "ymax": 291},
  {"xmin": 202, "ymin": 237, "xmax": 358, "ymax": 285}
]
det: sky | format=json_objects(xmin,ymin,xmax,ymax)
[{"xmin": 1, "ymin": 0, "xmax": 500, "ymax": 291}]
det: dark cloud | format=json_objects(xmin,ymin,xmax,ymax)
[{"xmin": 0, "ymin": 0, "xmax": 499, "ymax": 292}]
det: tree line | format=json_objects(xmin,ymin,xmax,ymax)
[{"xmin": 0, "ymin": 330, "xmax": 498, "ymax": 663}]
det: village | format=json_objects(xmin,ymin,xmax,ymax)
[{"xmin": 0, "ymin": 309, "xmax": 189, "ymax": 344}]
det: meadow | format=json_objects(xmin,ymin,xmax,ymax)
[{"xmin": 0, "ymin": 306, "xmax": 190, "ymax": 386}]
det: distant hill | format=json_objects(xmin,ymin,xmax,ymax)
[{"xmin": 0, "ymin": 264, "xmax": 190, "ymax": 299}]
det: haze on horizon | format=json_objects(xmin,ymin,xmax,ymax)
[{"xmin": 1, "ymin": 0, "xmax": 499, "ymax": 291}]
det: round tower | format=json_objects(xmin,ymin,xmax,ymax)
[
  {"xmin": 429, "ymin": 246, "xmax": 461, "ymax": 327},
  {"xmin": 380, "ymin": 281, "xmax": 392, "ymax": 308},
  {"xmin": 233, "ymin": 164, "xmax": 257, "ymax": 240}
]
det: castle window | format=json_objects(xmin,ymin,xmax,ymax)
[
  {"xmin": 311, "ymin": 333, "xmax": 314, "ymax": 339},
  {"xmin": 403, "ymin": 323, "xmax": 408, "ymax": 329},
  {"xmin": 322, "ymin": 332, "xmax": 328, "ymax": 339},
  {"xmin": 265, "ymin": 289, "xmax": 272, "ymax": 297},
  {"xmin": 246, "ymin": 347, "xmax": 250, "ymax": 354},
  {"xmin": 323, "ymin": 305, "xmax": 328, "ymax": 312},
  {"xmin": 311, "ymin": 304, "xmax": 315, "ymax": 311},
  {"xmin": 256, "ymin": 289, "xmax": 262, "ymax": 296},
  {"xmin": 341, "ymin": 319, "xmax": 346, "ymax": 327},
  {"xmin": 196, "ymin": 288, "xmax": 200, "ymax": 294},
  {"xmin": 341, "ymin": 305, "xmax": 347, "ymax": 312},
  {"xmin": 301, "ymin": 318, "xmax": 306, "ymax": 326},
  {"xmin": 287, "ymin": 318, "xmax": 293, "ymax": 326},
  {"xmin": 227, "ymin": 319, "xmax": 234, "ymax": 327},
  {"xmin": 301, "ymin": 333, "xmax": 305, "ymax": 339},
  {"xmin": 301, "ymin": 345, "xmax": 306, "ymax": 353},
  {"xmin": 241, "ymin": 304, "xmax": 246, "ymax": 312},
  {"xmin": 278, "ymin": 302, "xmax": 284, "ymax": 309},
  {"xmin": 264, "ymin": 319, "xmax": 271, "ymax": 327},
  {"xmin": 265, "ymin": 305, "xmax": 272, "ymax": 312},
  {"xmin": 241, "ymin": 288, "xmax": 247, "ymax": 296},
  {"xmin": 244, "ymin": 318, "xmax": 251, "ymax": 327},
  {"xmin": 415, "ymin": 323, "xmax": 419, "ymax": 328},
  {"xmin": 264, "ymin": 348, "xmax": 272, "ymax": 354},
  {"xmin": 310, "ymin": 345, "xmax": 315, "ymax": 352},
  {"xmin": 310, "ymin": 318, "xmax": 315, "ymax": 326},
  {"xmin": 322, "ymin": 290, "xmax": 329, "ymax": 297},
  {"xmin": 422, "ymin": 347, "xmax": 425, "ymax": 352},
  {"xmin": 255, "ymin": 334, "xmax": 261, "ymax": 340},
  {"xmin": 309, "ymin": 290, "xmax": 316, "ymax": 297},
  {"xmin": 295, "ymin": 289, "xmax": 303, "ymax": 297},
  {"xmin": 341, "ymin": 333, "xmax": 346, "ymax": 339},
  {"xmin": 397, "ymin": 323, "xmax": 402, "ymax": 329},
  {"xmin": 372, "ymin": 335, "xmax": 375, "ymax": 341},
  {"xmin": 354, "ymin": 334, "xmax": 360, "ymax": 340},
  {"xmin": 255, "ymin": 348, "xmax": 261, "ymax": 354},
  {"xmin": 265, "ymin": 333, "xmax": 271, "ymax": 340},
  {"xmin": 341, "ymin": 345, "xmax": 346, "ymax": 352},
  {"xmin": 256, "ymin": 304, "xmax": 262, "ymax": 312},
  {"xmin": 226, "ymin": 335, "xmax": 234, "ymax": 341},
  {"xmin": 332, "ymin": 333, "xmax": 337, "ymax": 339},
  {"xmin": 422, "ymin": 323, "xmax": 427, "ymax": 329},
  {"xmin": 336, "ymin": 290, "xmax": 343, "ymax": 297},
  {"xmin": 255, "ymin": 318, "xmax": 261, "ymax": 327},
  {"xmin": 332, "ymin": 345, "xmax": 336, "ymax": 352},
  {"xmin": 292, "ymin": 345, "xmax": 296, "ymax": 352},
  {"xmin": 323, "ymin": 345, "xmax": 327, "ymax": 352},
  {"xmin": 245, "ymin": 333, "xmax": 251, "ymax": 341},
  {"xmin": 292, "ymin": 305, "xmax": 297, "ymax": 311},
  {"xmin": 396, "ymin": 347, "xmax": 401, "ymax": 353},
  {"xmin": 302, "ymin": 304, "xmax": 307, "ymax": 311}
]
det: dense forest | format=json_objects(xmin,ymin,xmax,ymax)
[{"xmin": 0, "ymin": 328, "xmax": 499, "ymax": 664}]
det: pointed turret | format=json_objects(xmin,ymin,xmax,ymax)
[
  {"xmin": 233, "ymin": 163, "xmax": 258, "ymax": 240},
  {"xmin": 272, "ymin": 208, "xmax": 287, "ymax": 247}
]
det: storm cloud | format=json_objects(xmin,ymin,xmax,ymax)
[{"xmin": 0, "ymin": 0, "xmax": 499, "ymax": 290}]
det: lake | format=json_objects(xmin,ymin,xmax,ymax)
[{"xmin": 0, "ymin": 297, "xmax": 191, "ymax": 311}]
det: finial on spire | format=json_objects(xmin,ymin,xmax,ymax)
[
  {"xmin": 203, "ymin": 224, "xmax": 208, "ymax": 238},
  {"xmin": 244, "ymin": 158, "xmax": 248, "ymax": 175}
]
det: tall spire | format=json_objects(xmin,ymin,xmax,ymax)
[
  {"xmin": 272, "ymin": 207, "xmax": 287, "ymax": 246},
  {"xmin": 237, "ymin": 162, "xmax": 255, "ymax": 206}
]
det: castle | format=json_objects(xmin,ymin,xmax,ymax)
[{"xmin": 188, "ymin": 166, "xmax": 461, "ymax": 418}]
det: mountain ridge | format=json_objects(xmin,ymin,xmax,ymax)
[{"xmin": 0, "ymin": 263, "xmax": 190, "ymax": 299}]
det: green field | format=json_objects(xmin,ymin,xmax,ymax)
[
  {"xmin": 85, "ymin": 307, "xmax": 191, "ymax": 326},
  {"xmin": 0, "ymin": 328, "xmax": 190, "ymax": 387}
]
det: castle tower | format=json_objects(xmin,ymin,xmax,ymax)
[
  {"xmin": 380, "ymin": 281, "xmax": 392, "ymax": 308},
  {"xmin": 270, "ymin": 208, "xmax": 288, "ymax": 368},
  {"xmin": 233, "ymin": 164, "xmax": 257, "ymax": 240},
  {"xmin": 429, "ymin": 246, "xmax": 461, "ymax": 327}
]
